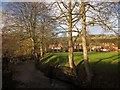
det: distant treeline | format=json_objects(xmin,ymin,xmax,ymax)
[{"xmin": 89, "ymin": 38, "xmax": 119, "ymax": 44}]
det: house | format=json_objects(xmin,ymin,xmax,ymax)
[
  {"xmin": 100, "ymin": 43, "xmax": 118, "ymax": 52},
  {"xmin": 90, "ymin": 45, "xmax": 102, "ymax": 52},
  {"xmin": 48, "ymin": 44, "xmax": 63, "ymax": 52},
  {"xmin": 48, "ymin": 42, "xmax": 118, "ymax": 52},
  {"xmin": 89, "ymin": 43, "xmax": 118, "ymax": 52},
  {"xmin": 74, "ymin": 43, "xmax": 83, "ymax": 51},
  {"xmin": 48, "ymin": 43, "xmax": 83, "ymax": 52},
  {"xmin": 48, "ymin": 44, "xmax": 55, "ymax": 50}
]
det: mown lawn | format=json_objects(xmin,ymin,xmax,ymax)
[
  {"xmin": 38, "ymin": 52, "xmax": 119, "ymax": 88},
  {"xmin": 39, "ymin": 52, "xmax": 118, "ymax": 66}
]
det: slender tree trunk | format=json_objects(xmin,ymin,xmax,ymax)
[
  {"xmin": 40, "ymin": 37, "xmax": 44, "ymax": 57},
  {"xmin": 31, "ymin": 6, "xmax": 38, "ymax": 63},
  {"xmin": 44, "ymin": 46, "xmax": 47, "ymax": 53},
  {"xmin": 68, "ymin": 1, "xmax": 76, "ymax": 72},
  {"xmin": 81, "ymin": 1, "xmax": 92, "ymax": 82},
  {"xmin": 40, "ymin": 25, "xmax": 44, "ymax": 57},
  {"xmin": 31, "ymin": 36, "xmax": 38, "ymax": 63}
]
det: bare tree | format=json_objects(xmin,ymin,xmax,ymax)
[
  {"xmin": 79, "ymin": 1, "xmax": 119, "ymax": 82},
  {"xmin": 54, "ymin": 1, "xmax": 82, "ymax": 74},
  {"xmin": 85, "ymin": 2, "xmax": 119, "ymax": 35},
  {"xmin": 81, "ymin": 0, "xmax": 93, "ymax": 82},
  {"xmin": 3, "ymin": 2, "xmax": 55, "ymax": 62}
]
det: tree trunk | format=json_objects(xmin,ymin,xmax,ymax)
[
  {"xmin": 44, "ymin": 46, "xmax": 47, "ymax": 53},
  {"xmin": 40, "ymin": 25, "xmax": 44, "ymax": 57},
  {"xmin": 40, "ymin": 38, "xmax": 44, "ymax": 57},
  {"xmin": 68, "ymin": 1, "xmax": 76, "ymax": 72},
  {"xmin": 81, "ymin": 1, "xmax": 92, "ymax": 82},
  {"xmin": 31, "ymin": 36, "xmax": 38, "ymax": 63},
  {"xmin": 31, "ymin": 7, "xmax": 38, "ymax": 63}
]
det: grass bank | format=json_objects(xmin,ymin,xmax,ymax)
[{"xmin": 37, "ymin": 52, "xmax": 119, "ymax": 88}]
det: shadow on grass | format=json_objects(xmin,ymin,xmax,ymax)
[
  {"xmin": 39, "ymin": 53, "xmax": 54, "ymax": 64},
  {"xmin": 94, "ymin": 54, "xmax": 119, "ymax": 64},
  {"xmin": 37, "ymin": 54, "xmax": 81, "ymax": 88},
  {"xmin": 45, "ymin": 55, "xmax": 68, "ymax": 67},
  {"xmin": 91, "ymin": 62, "xmax": 119, "ymax": 88},
  {"xmin": 37, "ymin": 52, "xmax": 119, "ymax": 88},
  {"xmin": 76, "ymin": 60, "xmax": 84, "ymax": 67},
  {"xmin": 75, "ymin": 55, "xmax": 119, "ymax": 88},
  {"xmin": 39, "ymin": 53, "xmax": 69, "ymax": 67}
]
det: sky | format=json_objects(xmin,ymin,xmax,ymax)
[
  {"xmin": 1, "ymin": 0, "xmax": 118, "ymax": 35},
  {"xmin": 1, "ymin": 0, "xmax": 120, "ymax": 2}
]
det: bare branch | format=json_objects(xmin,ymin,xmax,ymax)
[{"xmin": 56, "ymin": 2, "xmax": 69, "ymax": 22}]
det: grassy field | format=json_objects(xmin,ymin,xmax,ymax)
[
  {"xmin": 38, "ymin": 52, "xmax": 119, "ymax": 88},
  {"xmin": 39, "ymin": 52, "xmax": 118, "ymax": 66}
]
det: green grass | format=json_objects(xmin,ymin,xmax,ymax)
[
  {"xmin": 39, "ymin": 52, "xmax": 118, "ymax": 67},
  {"xmin": 38, "ymin": 51, "xmax": 119, "ymax": 88}
]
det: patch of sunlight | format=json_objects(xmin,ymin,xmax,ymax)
[
  {"xmin": 101, "ymin": 56, "xmax": 118, "ymax": 63},
  {"xmin": 53, "ymin": 57, "xmax": 62, "ymax": 65},
  {"xmin": 54, "ymin": 52, "xmax": 68, "ymax": 56},
  {"xmin": 59, "ymin": 63, "xmax": 65, "ymax": 67},
  {"xmin": 43, "ymin": 55, "xmax": 57, "ymax": 64},
  {"xmin": 111, "ymin": 60, "xmax": 118, "ymax": 64},
  {"xmin": 64, "ymin": 63, "xmax": 69, "ymax": 67},
  {"xmin": 64, "ymin": 59, "xmax": 84, "ymax": 67},
  {"xmin": 40, "ymin": 53, "xmax": 51, "ymax": 60},
  {"xmin": 74, "ymin": 59, "xmax": 83, "ymax": 66},
  {"xmin": 99, "ymin": 59, "xmax": 112, "ymax": 64}
]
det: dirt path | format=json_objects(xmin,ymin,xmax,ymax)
[{"xmin": 12, "ymin": 60, "xmax": 76, "ymax": 89}]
